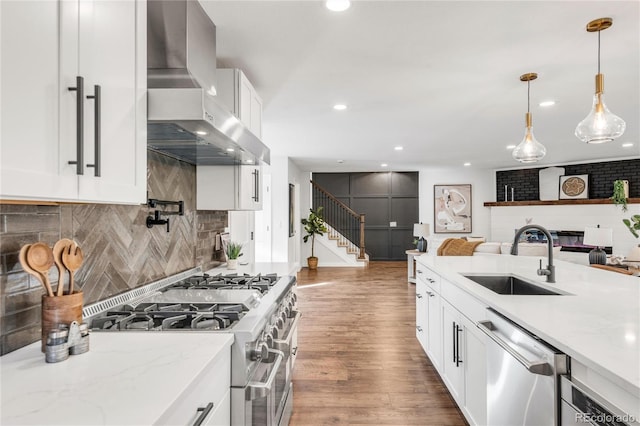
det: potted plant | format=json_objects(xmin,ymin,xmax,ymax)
[
  {"xmin": 611, "ymin": 179, "xmax": 629, "ymax": 212},
  {"xmin": 623, "ymin": 215, "xmax": 640, "ymax": 239},
  {"xmin": 225, "ymin": 241, "xmax": 243, "ymax": 270},
  {"xmin": 301, "ymin": 206, "xmax": 328, "ymax": 270}
]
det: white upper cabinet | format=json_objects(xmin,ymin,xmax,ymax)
[
  {"xmin": 197, "ymin": 165, "xmax": 263, "ymax": 211},
  {"xmin": 1, "ymin": 1, "xmax": 78, "ymax": 201},
  {"xmin": 0, "ymin": 0, "xmax": 146, "ymax": 204},
  {"xmin": 217, "ymin": 69, "xmax": 263, "ymax": 138}
]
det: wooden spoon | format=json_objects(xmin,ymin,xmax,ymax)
[
  {"xmin": 62, "ymin": 245, "xmax": 83, "ymax": 294},
  {"xmin": 19, "ymin": 244, "xmax": 53, "ymax": 297},
  {"xmin": 53, "ymin": 239, "xmax": 75, "ymax": 296},
  {"xmin": 25, "ymin": 243, "xmax": 55, "ymax": 297}
]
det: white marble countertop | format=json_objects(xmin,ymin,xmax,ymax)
[
  {"xmin": 206, "ymin": 261, "xmax": 299, "ymax": 277},
  {"xmin": 0, "ymin": 333, "xmax": 233, "ymax": 425},
  {"xmin": 417, "ymin": 254, "xmax": 640, "ymax": 397}
]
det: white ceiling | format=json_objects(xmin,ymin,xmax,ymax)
[{"xmin": 201, "ymin": 0, "xmax": 640, "ymax": 172}]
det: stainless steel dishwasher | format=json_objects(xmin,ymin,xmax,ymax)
[{"xmin": 478, "ymin": 309, "xmax": 569, "ymax": 426}]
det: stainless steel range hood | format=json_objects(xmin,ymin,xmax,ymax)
[{"xmin": 147, "ymin": 0, "xmax": 270, "ymax": 165}]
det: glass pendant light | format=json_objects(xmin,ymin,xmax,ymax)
[
  {"xmin": 512, "ymin": 73, "xmax": 546, "ymax": 163},
  {"xmin": 575, "ymin": 17, "xmax": 626, "ymax": 144}
]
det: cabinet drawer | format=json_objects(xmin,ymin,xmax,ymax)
[
  {"xmin": 204, "ymin": 389, "xmax": 230, "ymax": 426},
  {"xmin": 416, "ymin": 264, "xmax": 441, "ymax": 292},
  {"xmin": 155, "ymin": 347, "xmax": 231, "ymax": 425},
  {"xmin": 441, "ymin": 279, "xmax": 487, "ymax": 323}
]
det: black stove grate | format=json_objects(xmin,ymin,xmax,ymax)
[
  {"xmin": 165, "ymin": 273, "xmax": 279, "ymax": 294},
  {"xmin": 89, "ymin": 302, "xmax": 248, "ymax": 331}
]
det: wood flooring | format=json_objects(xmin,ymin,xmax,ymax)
[{"xmin": 290, "ymin": 262, "xmax": 467, "ymax": 426}]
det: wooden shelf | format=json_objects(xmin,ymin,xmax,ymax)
[{"xmin": 484, "ymin": 198, "xmax": 640, "ymax": 207}]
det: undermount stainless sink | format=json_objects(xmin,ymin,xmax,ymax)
[{"xmin": 462, "ymin": 274, "xmax": 568, "ymax": 295}]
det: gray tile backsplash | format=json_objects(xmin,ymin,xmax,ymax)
[{"xmin": 0, "ymin": 151, "xmax": 227, "ymax": 355}]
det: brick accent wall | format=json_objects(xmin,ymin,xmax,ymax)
[
  {"xmin": 0, "ymin": 151, "xmax": 227, "ymax": 355},
  {"xmin": 496, "ymin": 159, "xmax": 640, "ymax": 201}
]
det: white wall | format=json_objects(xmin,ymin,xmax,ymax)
[
  {"xmin": 490, "ymin": 204, "xmax": 640, "ymax": 257},
  {"xmin": 254, "ymin": 170, "xmax": 271, "ymax": 262},
  {"xmin": 418, "ymin": 166, "xmax": 495, "ymax": 243},
  {"xmin": 270, "ymin": 156, "xmax": 305, "ymax": 269}
]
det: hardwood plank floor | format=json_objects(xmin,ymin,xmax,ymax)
[{"xmin": 290, "ymin": 262, "xmax": 467, "ymax": 426}]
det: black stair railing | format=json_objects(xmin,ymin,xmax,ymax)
[{"xmin": 311, "ymin": 180, "xmax": 366, "ymax": 259}]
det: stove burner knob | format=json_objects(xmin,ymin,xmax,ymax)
[
  {"xmin": 278, "ymin": 309, "xmax": 288, "ymax": 325},
  {"xmin": 263, "ymin": 332, "xmax": 274, "ymax": 349},
  {"xmin": 275, "ymin": 316, "xmax": 285, "ymax": 331},
  {"xmin": 282, "ymin": 303, "xmax": 291, "ymax": 317},
  {"xmin": 250, "ymin": 341, "xmax": 269, "ymax": 362},
  {"xmin": 290, "ymin": 293, "xmax": 297, "ymax": 303},
  {"xmin": 269, "ymin": 324, "xmax": 280, "ymax": 340},
  {"xmin": 286, "ymin": 301, "xmax": 295, "ymax": 316}
]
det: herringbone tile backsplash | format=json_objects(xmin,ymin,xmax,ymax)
[{"xmin": 0, "ymin": 151, "xmax": 227, "ymax": 354}]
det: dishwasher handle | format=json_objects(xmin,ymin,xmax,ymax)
[{"xmin": 477, "ymin": 320, "xmax": 553, "ymax": 376}]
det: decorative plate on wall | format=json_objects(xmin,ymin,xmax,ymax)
[{"xmin": 559, "ymin": 174, "xmax": 589, "ymax": 199}]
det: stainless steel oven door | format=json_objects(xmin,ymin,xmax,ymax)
[{"xmin": 237, "ymin": 348, "xmax": 287, "ymax": 426}]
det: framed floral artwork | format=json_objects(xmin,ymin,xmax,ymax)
[{"xmin": 559, "ymin": 175, "xmax": 589, "ymax": 199}]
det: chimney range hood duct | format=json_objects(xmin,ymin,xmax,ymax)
[{"xmin": 147, "ymin": 0, "xmax": 270, "ymax": 165}]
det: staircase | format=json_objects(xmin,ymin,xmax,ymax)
[{"xmin": 311, "ymin": 180, "xmax": 368, "ymax": 267}]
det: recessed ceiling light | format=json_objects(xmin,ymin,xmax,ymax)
[
  {"xmin": 337, "ymin": 159, "xmax": 345, "ymax": 163},
  {"xmin": 394, "ymin": 146, "xmax": 403, "ymax": 151},
  {"xmin": 539, "ymin": 100, "xmax": 556, "ymax": 107},
  {"xmin": 463, "ymin": 162, "xmax": 471, "ymax": 166},
  {"xmin": 381, "ymin": 163, "xmax": 388, "ymax": 167},
  {"xmin": 506, "ymin": 145, "xmax": 517, "ymax": 149},
  {"xmin": 326, "ymin": 0, "xmax": 350, "ymax": 12},
  {"xmin": 195, "ymin": 130, "xmax": 207, "ymax": 136},
  {"xmin": 622, "ymin": 143, "xmax": 634, "ymax": 148},
  {"xmin": 226, "ymin": 148, "xmax": 235, "ymax": 152},
  {"xmin": 333, "ymin": 104, "xmax": 347, "ymax": 111}
]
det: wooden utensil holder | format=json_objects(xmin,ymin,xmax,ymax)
[{"xmin": 41, "ymin": 291, "xmax": 83, "ymax": 352}]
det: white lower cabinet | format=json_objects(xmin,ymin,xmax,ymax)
[
  {"xmin": 441, "ymin": 298, "xmax": 487, "ymax": 426},
  {"xmin": 461, "ymin": 313, "xmax": 487, "ymax": 426},
  {"xmin": 425, "ymin": 282, "xmax": 442, "ymax": 372},
  {"xmin": 442, "ymin": 299, "xmax": 465, "ymax": 403},
  {"xmin": 415, "ymin": 279, "xmax": 428, "ymax": 352},
  {"xmin": 416, "ymin": 265, "xmax": 487, "ymax": 426},
  {"xmin": 204, "ymin": 390, "xmax": 231, "ymax": 426},
  {"xmin": 156, "ymin": 346, "xmax": 231, "ymax": 425}
]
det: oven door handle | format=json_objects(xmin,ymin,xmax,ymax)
[
  {"xmin": 248, "ymin": 349, "xmax": 284, "ymax": 400},
  {"xmin": 274, "ymin": 310, "xmax": 301, "ymax": 353}
]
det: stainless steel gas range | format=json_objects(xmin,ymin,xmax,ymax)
[{"xmin": 83, "ymin": 267, "xmax": 300, "ymax": 426}]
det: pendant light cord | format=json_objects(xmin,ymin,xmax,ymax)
[
  {"xmin": 597, "ymin": 30, "xmax": 601, "ymax": 74},
  {"xmin": 527, "ymin": 81, "xmax": 531, "ymax": 114}
]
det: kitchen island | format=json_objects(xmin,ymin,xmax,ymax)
[
  {"xmin": 417, "ymin": 254, "xmax": 640, "ymax": 422},
  {"xmin": 1, "ymin": 333, "xmax": 233, "ymax": 425}
]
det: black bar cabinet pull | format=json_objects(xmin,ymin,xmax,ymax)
[
  {"xmin": 455, "ymin": 325, "xmax": 463, "ymax": 367},
  {"xmin": 192, "ymin": 402, "xmax": 214, "ymax": 426},
  {"xmin": 452, "ymin": 322, "xmax": 456, "ymax": 363},
  {"xmin": 86, "ymin": 84, "xmax": 101, "ymax": 177},
  {"xmin": 68, "ymin": 76, "xmax": 84, "ymax": 175},
  {"xmin": 253, "ymin": 169, "xmax": 260, "ymax": 202}
]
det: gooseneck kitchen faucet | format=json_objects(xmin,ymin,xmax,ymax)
[{"xmin": 511, "ymin": 224, "xmax": 556, "ymax": 283}]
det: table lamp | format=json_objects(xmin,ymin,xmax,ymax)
[
  {"xmin": 583, "ymin": 225, "xmax": 613, "ymax": 265},
  {"xmin": 414, "ymin": 223, "xmax": 430, "ymax": 253}
]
